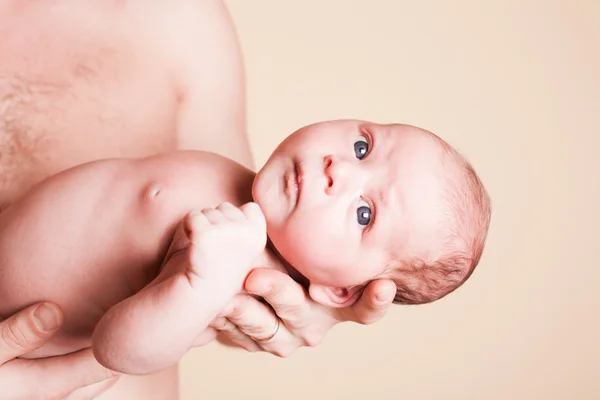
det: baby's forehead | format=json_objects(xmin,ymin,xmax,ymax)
[
  {"xmin": 379, "ymin": 127, "xmax": 448, "ymax": 180},
  {"xmin": 375, "ymin": 125, "xmax": 452, "ymax": 242},
  {"xmin": 387, "ymin": 123, "xmax": 444, "ymax": 148}
]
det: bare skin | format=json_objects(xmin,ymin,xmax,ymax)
[
  {"xmin": 0, "ymin": 1, "xmax": 396, "ymax": 398},
  {"xmin": 0, "ymin": 151, "xmax": 263, "ymax": 370},
  {"xmin": 0, "ymin": 118, "xmax": 445, "ymax": 377},
  {"xmin": 0, "ymin": 0, "xmax": 252, "ymax": 209},
  {"xmin": 0, "ymin": 1, "xmax": 251, "ymax": 398}
]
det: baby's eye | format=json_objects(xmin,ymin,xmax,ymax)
[
  {"xmin": 356, "ymin": 198, "xmax": 372, "ymax": 228},
  {"xmin": 354, "ymin": 135, "xmax": 369, "ymax": 160}
]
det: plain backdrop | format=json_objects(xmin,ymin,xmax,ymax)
[{"xmin": 180, "ymin": 1, "xmax": 600, "ymax": 399}]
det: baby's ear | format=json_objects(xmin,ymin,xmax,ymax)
[{"xmin": 308, "ymin": 284, "xmax": 365, "ymax": 308}]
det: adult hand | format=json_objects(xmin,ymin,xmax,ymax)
[
  {"xmin": 0, "ymin": 302, "xmax": 119, "ymax": 400},
  {"xmin": 211, "ymin": 268, "xmax": 396, "ymax": 357}
]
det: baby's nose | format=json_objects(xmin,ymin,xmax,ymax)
[{"xmin": 323, "ymin": 155, "xmax": 357, "ymax": 195}]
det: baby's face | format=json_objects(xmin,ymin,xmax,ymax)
[{"xmin": 253, "ymin": 120, "xmax": 447, "ymax": 293}]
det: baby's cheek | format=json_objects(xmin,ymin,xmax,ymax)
[
  {"xmin": 274, "ymin": 213, "xmax": 343, "ymax": 275},
  {"xmin": 288, "ymin": 236, "xmax": 346, "ymax": 278}
]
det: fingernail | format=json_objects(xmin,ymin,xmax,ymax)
[
  {"xmin": 33, "ymin": 304, "xmax": 60, "ymax": 331},
  {"xmin": 377, "ymin": 289, "xmax": 395, "ymax": 303}
]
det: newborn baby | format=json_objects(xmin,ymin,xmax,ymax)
[{"xmin": 0, "ymin": 120, "xmax": 490, "ymax": 374}]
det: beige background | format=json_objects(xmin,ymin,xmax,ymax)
[{"xmin": 180, "ymin": 1, "xmax": 600, "ymax": 399}]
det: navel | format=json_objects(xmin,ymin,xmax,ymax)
[{"xmin": 142, "ymin": 181, "xmax": 161, "ymax": 200}]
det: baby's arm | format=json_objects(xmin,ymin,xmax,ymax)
[{"xmin": 92, "ymin": 201, "xmax": 267, "ymax": 375}]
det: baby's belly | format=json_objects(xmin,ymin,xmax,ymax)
[{"xmin": 0, "ymin": 174, "xmax": 167, "ymax": 358}]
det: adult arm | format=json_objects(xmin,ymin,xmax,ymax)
[{"xmin": 158, "ymin": 0, "xmax": 254, "ymax": 170}]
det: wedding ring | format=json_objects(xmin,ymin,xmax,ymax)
[{"xmin": 251, "ymin": 319, "xmax": 280, "ymax": 343}]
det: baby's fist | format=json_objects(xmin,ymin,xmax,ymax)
[{"xmin": 183, "ymin": 202, "xmax": 267, "ymax": 283}]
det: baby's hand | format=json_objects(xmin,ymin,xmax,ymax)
[{"xmin": 180, "ymin": 202, "xmax": 267, "ymax": 289}]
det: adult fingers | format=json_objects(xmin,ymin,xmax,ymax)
[
  {"xmin": 244, "ymin": 268, "xmax": 312, "ymax": 331},
  {"xmin": 211, "ymin": 300, "xmax": 264, "ymax": 353},
  {"xmin": 220, "ymin": 294, "xmax": 280, "ymax": 341},
  {"xmin": 210, "ymin": 316, "xmax": 238, "ymax": 333},
  {"xmin": 0, "ymin": 302, "xmax": 63, "ymax": 365},
  {"xmin": 34, "ymin": 348, "xmax": 118, "ymax": 398},
  {"xmin": 216, "ymin": 293, "xmax": 307, "ymax": 355},
  {"xmin": 62, "ymin": 376, "xmax": 120, "ymax": 400},
  {"xmin": 344, "ymin": 279, "xmax": 396, "ymax": 325},
  {"xmin": 191, "ymin": 327, "xmax": 218, "ymax": 347},
  {"xmin": 215, "ymin": 306, "xmax": 300, "ymax": 358},
  {"xmin": 211, "ymin": 315, "xmax": 262, "ymax": 353},
  {"xmin": 216, "ymin": 328, "xmax": 262, "ymax": 353},
  {"xmin": 214, "ymin": 330, "xmax": 256, "ymax": 352}
]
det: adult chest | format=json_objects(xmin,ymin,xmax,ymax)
[{"xmin": 0, "ymin": 6, "xmax": 179, "ymax": 205}]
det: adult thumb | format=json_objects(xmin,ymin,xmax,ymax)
[{"xmin": 0, "ymin": 301, "xmax": 63, "ymax": 365}]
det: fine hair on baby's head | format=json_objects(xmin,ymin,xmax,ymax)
[{"xmin": 379, "ymin": 132, "xmax": 491, "ymax": 305}]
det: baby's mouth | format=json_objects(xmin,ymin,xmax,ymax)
[
  {"xmin": 294, "ymin": 162, "xmax": 304, "ymax": 201},
  {"xmin": 285, "ymin": 162, "xmax": 300, "ymax": 208}
]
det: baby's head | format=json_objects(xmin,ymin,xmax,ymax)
[{"xmin": 252, "ymin": 120, "xmax": 491, "ymax": 307}]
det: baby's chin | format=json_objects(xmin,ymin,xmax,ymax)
[{"xmin": 250, "ymin": 167, "xmax": 264, "ymax": 200}]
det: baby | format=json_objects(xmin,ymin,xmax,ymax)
[{"xmin": 0, "ymin": 119, "xmax": 490, "ymax": 375}]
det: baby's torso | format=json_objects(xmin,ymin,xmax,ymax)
[{"xmin": 0, "ymin": 151, "xmax": 255, "ymax": 359}]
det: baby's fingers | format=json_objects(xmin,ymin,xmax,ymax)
[
  {"xmin": 215, "ymin": 202, "xmax": 246, "ymax": 221},
  {"xmin": 183, "ymin": 210, "xmax": 209, "ymax": 241},
  {"xmin": 239, "ymin": 202, "xmax": 266, "ymax": 228}
]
